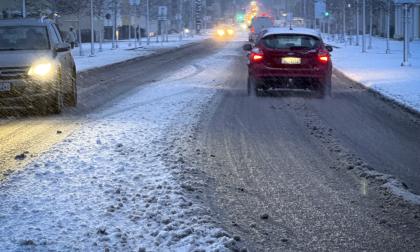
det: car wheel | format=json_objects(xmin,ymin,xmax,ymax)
[
  {"xmin": 65, "ymin": 69, "xmax": 77, "ymax": 107},
  {"xmin": 49, "ymin": 73, "xmax": 64, "ymax": 114},
  {"xmin": 319, "ymin": 77, "xmax": 332, "ymax": 98},
  {"xmin": 247, "ymin": 76, "xmax": 257, "ymax": 97}
]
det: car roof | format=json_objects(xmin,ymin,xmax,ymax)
[
  {"xmin": 261, "ymin": 27, "xmax": 322, "ymax": 39},
  {"xmin": 0, "ymin": 18, "xmax": 53, "ymax": 26}
]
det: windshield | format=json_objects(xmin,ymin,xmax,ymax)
[
  {"xmin": 252, "ymin": 18, "xmax": 273, "ymax": 32},
  {"xmin": 0, "ymin": 26, "xmax": 50, "ymax": 50},
  {"xmin": 263, "ymin": 34, "xmax": 321, "ymax": 49}
]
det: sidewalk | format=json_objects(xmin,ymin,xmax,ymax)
[
  {"xmin": 326, "ymin": 35, "xmax": 420, "ymax": 113},
  {"xmin": 72, "ymin": 34, "xmax": 210, "ymax": 73}
]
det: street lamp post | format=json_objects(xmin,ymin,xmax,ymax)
[
  {"xmin": 362, "ymin": 0, "xmax": 367, "ymax": 52},
  {"xmin": 146, "ymin": 0, "xmax": 150, "ymax": 45},
  {"xmin": 402, "ymin": 3, "xmax": 410, "ymax": 66},
  {"xmin": 343, "ymin": 1, "xmax": 346, "ymax": 44},
  {"xmin": 112, "ymin": 0, "xmax": 117, "ymax": 49},
  {"xmin": 22, "ymin": 0, "xmax": 26, "ymax": 18},
  {"xmin": 386, "ymin": 0, "xmax": 391, "ymax": 54},
  {"xmin": 89, "ymin": 0, "xmax": 95, "ymax": 57},
  {"xmin": 368, "ymin": 2, "xmax": 373, "ymax": 49},
  {"xmin": 356, "ymin": 0, "xmax": 360, "ymax": 46}
]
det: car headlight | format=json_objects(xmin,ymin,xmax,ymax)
[
  {"xmin": 28, "ymin": 62, "xmax": 53, "ymax": 77},
  {"xmin": 217, "ymin": 29, "xmax": 225, "ymax": 36},
  {"xmin": 227, "ymin": 29, "xmax": 234, "ymax": 35}
]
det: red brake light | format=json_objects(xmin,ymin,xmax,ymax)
[
  {"xmin": 251, "ymin": 27, "xmax": 255, "ymax": 33},
  {"xmin": 252, "ymin": 54, "xmax": 263, "ymax": 61},
  {"xmin": 250, "ymin": 48, "xmax": 264, "ymax": 63},
  {"xmin": 318, "ymin": 50, "xmax": 330, "ymax": 63}
]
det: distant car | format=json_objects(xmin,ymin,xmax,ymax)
[
  {"xmin": 243, "ymin": 27, "xmax": 333, "ymax": 97},
  {"xmin": 0, "ymin": 18, "xmax": 77, "ymax": 114},
  {"xmin": 249, "ymin": 16, "xmax": 273, "ymax": 43},
  {"xmin": 214, "ymin": 25, "xmax": 236, "ymax": 41}
]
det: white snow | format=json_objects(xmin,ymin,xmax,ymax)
[
  {"xmin": 327, "ymin": 35, "xmax": 420, "ymax": 112},
  {"xmin": 0, "ymin": 44, "xmax": 240, "ymax": 251},
  {"xmin": 73, "ymin": 34, "xmax": 210, "ymax": 73}
]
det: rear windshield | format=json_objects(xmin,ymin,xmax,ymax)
[
  {"xmin": 263, "ymin": 34, "xmax": 321, "ymax": 50},
  {"xmin": 0, "ymin": 26, "xmax": 50, "ymax": 51},
  {"xmin": 252, "ymin": 18, "xmax": 273, "ymax": 32}
]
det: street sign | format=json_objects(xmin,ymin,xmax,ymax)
[
  {"xmin": 158, "ymin": 6, "xmax": 168, "ymax": 21},
  {"xmin": 195, "ymin": 0, "xmax": 202, "ymax": 33}
]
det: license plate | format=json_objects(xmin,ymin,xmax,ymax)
[
  {"xmin": 0, "ymin": 82, "xmax": 11, "ymax": 92},
  {"xmin": 281, "ymin": 57, "xmax": 301, "ymax": 65}
]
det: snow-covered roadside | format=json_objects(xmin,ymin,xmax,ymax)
[
  {"xmin": 326, "ymin": 36, "xmax": 420, "ymax": 112},
  {"xmin": 73, "ymin": 34, "xmax": 209, "ymax": 73},
  {"xmin": 0, "ymin": 45, "xmax": 240, "ymax": 251}
]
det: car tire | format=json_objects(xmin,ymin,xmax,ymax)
[
  {"xmin": 319, "ymin": 77, "xmax": 332, "ymax": 98},
  {"xmin": 49, "ymin": 72, "xmax": 64, "ymax": 114},
  {"xmin": 65, "ymin": 69, "xmax": 77, "ymax": 107},
  {"xmin": 247, "ymin": 76, "xmax": 257, "ymax": 97}
]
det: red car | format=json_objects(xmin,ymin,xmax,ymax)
[{"xmin": 243, "ymin": 27, "xmax": 333, "ymax": 97}]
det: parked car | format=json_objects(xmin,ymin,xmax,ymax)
[
  {"xmin": 0, "ymin": 18, "xmax": 77, "ymax": 114},
  {"xmin": 249, "ymin": 16, "xmax": 273, "ymax": 43},
  {"xmin": 243, "ymin": 27, "xmax": 333, "ymax": 97}
]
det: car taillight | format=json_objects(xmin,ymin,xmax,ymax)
[
  {"xmin": 251, "ymin": 27, "xmax": 255, "ymax": 33},
  {"xmin": 250, "ymin": 48, "xmax": 264, "ymax": 63},
  {"xmin": 318, "ymin": 50, "xmax": 330, "ymax": 63}
]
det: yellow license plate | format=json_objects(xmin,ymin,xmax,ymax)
[{"xmin": 281, "ymin": 57, "xmax": 301, "ymax": 64}]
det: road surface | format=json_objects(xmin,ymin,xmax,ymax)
[
  {"xmin": 182, "ymin": 42, "xmax": 420, "ymax": 251},
  {"xmin": 1, "ymin": 39, "xmax": 419, "ymax": 251}
]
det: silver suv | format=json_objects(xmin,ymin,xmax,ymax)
[{"xmin": 0, "ymin": 18, "xmax": 77, "ymax": 114}]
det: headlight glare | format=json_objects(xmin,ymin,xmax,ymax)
[{"xmin": 28, "ymin": 63, "xmax": 53, "ymax": 77}]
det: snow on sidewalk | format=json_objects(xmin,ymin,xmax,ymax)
[
  {"xmin": 73, "ymin": 34, "xmax": 209, "ymax": 73},
  {"xmin": 0, "ymin": 45, "xmax": 239, "ymax": 251},
  {"xmin": 327, "ymin": 36, "xmax": 420, "ymax": 112}
]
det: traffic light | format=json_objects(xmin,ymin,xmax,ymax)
[
  {"xmin": 236, "ymin": 13, "xmax": 245, "ymax": 23},
  {"xmin": 324, "ymin": 12, "xmax": 330, "ymax": 17}
]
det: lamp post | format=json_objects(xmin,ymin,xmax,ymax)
[
  {"xmin": 368, "ymin": 2, "xmax": 373, "ymax": 49},
  {"xmin": 362, "ymin": 0, "xmax": 366, "ymax": 52},
  {"xmin": 402, "ymin": 3, "xmax": 410, "ymax": 66},
  {"xmin": 146, "ymin": 0, "xmax": 150, "ymax": 45},
  {"xmin": 386, "ymin": 0, "xmax": 391, "ymax": 53},
  {"xmin": 89, "ymin": 0, "xmax": 95, "ymax": 57},
  {"xmin": 356, "ymin": 0, "xmax": 360, "ymax": 46},
  {"xmin": 22, "ymin": 0, "xmax": 26, "ymax": 18}
]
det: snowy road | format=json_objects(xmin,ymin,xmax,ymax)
[
  {"xmin": 0, "ymin": 39, "xmax": 420, "ymax": 251},
  {"xmin": 0, "ymin": 42, "xmax": 241, "ymax": 251}
]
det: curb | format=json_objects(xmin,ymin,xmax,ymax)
[
  {"xmin": 76, "ymin": 39, "xmax": 212, "ymax": 76},
  {"xmin": 333, "ymin": 68, "xmax": 420, "ymax": 118}
]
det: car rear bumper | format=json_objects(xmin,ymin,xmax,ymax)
[{"xmin": 250, "ymin": 64, "xmax": 329, "ymax": 79}]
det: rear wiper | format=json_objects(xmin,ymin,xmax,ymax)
[{"xmin": 289, "ymin": 46, "xmax": 310, "ymax": 51}]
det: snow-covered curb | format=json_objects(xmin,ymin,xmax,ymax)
[
  {"xmin": 73, "ymin": 36, "xmax": 210, "ymax": 73},
  {"xmin": 0, "ymin": 45, "xmax": 240, "ymax": 251},
  {"xmin": 327, "ymin": 36, "xmax": 420, "ymax": 113},
  {"xmin": 333, "ymin": 68, "xmax": 420, "ymax": 116}
]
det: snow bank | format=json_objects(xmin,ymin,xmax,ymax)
[
  {"xmin": 73, "ymin": 34, "xmax": 210, "ymax": 73},
  {"xmin": 327, "ymin": 36, "xmax": 420, "ymax": 112},
  {"xmin": 0, "ymin": 45, "xmax": 239, "ymax": 251}
]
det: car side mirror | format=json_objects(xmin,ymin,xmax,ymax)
[
  {"xmin": 55, "ymin": 42, "xmax": 71, "ymax": 53},
  {"xmin": 243, "ymin": 44, "xmax": 252, "ymax": 51},
  {"xmin": 326, "ymin": 45, "xmax": 333, "ymax": 52}
]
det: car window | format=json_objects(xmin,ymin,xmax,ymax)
[
  {"xmin": 0, "ymin": 26, "xmax": 50, "ymax": 50},
  {"xmin": 262, "ymin": 34, "xmax": 321, "ymax": 49},
  {"xmin": 51, "ymin": 24, "xmax": 63, "ymax": 43}
]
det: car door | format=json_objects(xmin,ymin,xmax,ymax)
[{"xmin": 49, "ymin": 24, "xmax": 72, "ymax": 92}]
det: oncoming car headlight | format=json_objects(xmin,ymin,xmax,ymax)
[
  {"xmin": 28, "ymin": 62, "xmax": 54, "ymax": 78},
  {"xmin": 217, "ymin": 29, "xmax": 225, "ymax": 36}
]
